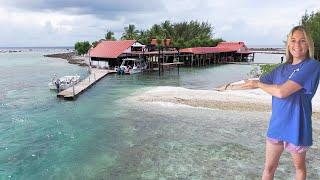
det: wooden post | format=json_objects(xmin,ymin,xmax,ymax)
[
  {"xmin": 191, "ymin": 54, "xmax": 194, "ymax": 67},
  {"xmin": 253, "ymin": 53, "xmax": 255, "ymax": 62},
  {"xmin": 177, "ymin": 64, "xmax": 180, "ymax": 75},
  {"xmin": 161, "ymin": 48, "xmax": 164, "ymax": 73},
  {"xmin": 158, "ymin": 49, "xmax": 161, "ymax": 76},
  {"xmin": 197, "ymin": 55, "xmax": 200, "ymax": 67},
  {"xmin": 72, "ymin": 84, "xmax": 75, "ymax": 96},
  {"xmin": 178, "ymin": 50, "xmax": 181, "ymax": 75}
]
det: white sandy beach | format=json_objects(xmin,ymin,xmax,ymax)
[{"xmin": 131, "ymin": 84, "xmax": 320, "ymax": 114}]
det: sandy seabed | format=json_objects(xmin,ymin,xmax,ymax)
[{"xmin": 115, "ymin": 86, "xmax": 320, "ymax": 179}]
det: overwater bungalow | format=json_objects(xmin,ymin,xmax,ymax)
[
  {"xmin": 89, "ymin": 39, "xmax": 179, "ymax": 70},
  {"xmin": 179, "ymin": 42, "xmax": 254, "ymax": 67},
  {"xmin": 88, "ymin": 40, "xmax": 145, "ymax": 69},
  {"xmin": 89, "ymin": 40, "xmax": 254, "ymax": 70}
]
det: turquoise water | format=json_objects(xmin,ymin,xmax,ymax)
[{"xmin": 0, "ymin": 50, "xmax": 278, "ymax": 179}]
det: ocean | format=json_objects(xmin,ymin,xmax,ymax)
[{"xmin": 0, "ymin": 49, "xmax": 293, "ymax": 179}]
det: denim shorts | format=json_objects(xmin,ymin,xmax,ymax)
[{"xmin": 267, "ymin": 137, "xmax": 309, "ymax": 153}]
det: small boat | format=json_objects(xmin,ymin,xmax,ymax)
[
  {"xmin": 116, "ymin": 58, "xmax": 147, "ymax": 75},
  {"xmin": 48, "ymin": 75, "xmax": 80, "ymax": 91}
]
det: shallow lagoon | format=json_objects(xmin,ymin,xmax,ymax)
[{"xmin": 2, "ymin": 50, "xmax": 318, "ymax": 179}]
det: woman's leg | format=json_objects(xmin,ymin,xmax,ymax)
[
  {"xmin": 291, "ymin": 151, "xmax": 307, "ymax": 180},
  {"xmin": 262, "ymin": 139, "xmax": 284, "ymax": 180}
]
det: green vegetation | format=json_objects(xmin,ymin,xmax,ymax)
[
  {"xmin": 122, "ymin": 20, "xmax": 224, "ymax": 48},
  {"xmin": 91, "ymin": 41, "xmax": 99, "ymax": 48},
  {"xmin": 259, "ymin": 64, "xmax": 280, "ymax": 76},
  {"xmin": 77, "ymin": 20, "xmax": 224, "ymax": 51},
  {"xmin": 300, "ymin": 11, "xmax": 320, "ymax": 60},
  {"xmin": 74, "ymin": 41, "xmax": 91, "ymax": 55},
  {"xmin": 91, "ymin": 31, "xmax": 116, "ymax": 48},
  {"xmin": 105, "ymin": 31, "xmax": 116, "ymax": 40},
  {"xmin": 121, "ymin": 24, "xmax": 139, "ymax": 40}
]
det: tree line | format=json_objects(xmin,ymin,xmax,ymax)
[
  {"xmin": 300, "ymin": 11, "xmax": 320, "ymax": 60},
  {"xmin": 74, "ymin": 20, "xmax": 223, "ymax": 55},
  {"xmin": 120, "ymin": 20, "xmax": 224, "ymax": 48}
]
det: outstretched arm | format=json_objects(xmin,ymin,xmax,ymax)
[
  {"xmin": 214, "ymin": 79, "xmax": 259, "ymax": 91},
  {"xmin": 242, "ymin": 79, "xmax": 302, "ymax": 98}
]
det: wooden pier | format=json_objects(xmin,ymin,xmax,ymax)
[
  {"xmin": 225, "ymin": 62, "xmax": 276, "ymax": 65},
  {"xmin": 57, "ymin": 68, "xmax": 115, "ymax": 100},
  {"xmin": 158, "ymin": 62, "xmax": 184, "ymax": 75}
]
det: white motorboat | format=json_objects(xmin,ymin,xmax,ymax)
[
  {"xmin": 116, "ymin": 58, "xmax": 147, "ymax": 75},
  {"xmin": 48, "ymin": 75, "xmax": 80, "ymax": 91}
]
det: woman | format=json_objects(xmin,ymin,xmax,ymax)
[{"xmin": 242, "ymin": 26, "xmax": 320, "ymax": 179}]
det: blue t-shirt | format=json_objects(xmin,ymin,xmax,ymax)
[{"xmin": 260, "ymin": 59, "xmax": 320, "ymax": 146}]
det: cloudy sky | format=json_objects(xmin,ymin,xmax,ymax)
[{"xmin": 0, "ymin": 0, "xmax": 319, "ymax": 47}]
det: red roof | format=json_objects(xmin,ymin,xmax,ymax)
[
  {"xmin": 180, "ymin": 47, "xmax": 234, "ymax": 54},
  {"xmin": 180, "ymin": 42, "xmax": 252, "ymax": 54},
  {"xmin": 89, "ymin": 40, "xmax": 136, "ymax": 58},
  {"xmin": 217, "ymin": 42, "xmax": 247, "ymax": 51}
]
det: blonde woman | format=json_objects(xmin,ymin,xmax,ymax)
[{"xmin": 242, "ymin": 26, "xmax": 320, "ymax": 179}]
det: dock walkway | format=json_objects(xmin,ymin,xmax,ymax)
[
  {"xmin": 57, "ymin": 68, "xmax": 115, "ymax": 100},
  {"xmin": 225, "ymin": 62, "xmax": 276, "ymax": 65}
]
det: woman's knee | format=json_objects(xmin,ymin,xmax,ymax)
[{"xmin": 293, "ymin": 161, "xmax": 306, "ymax": 171}]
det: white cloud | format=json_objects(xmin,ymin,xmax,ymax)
[{"xmin": 0, "ymin": 0, "xmax": 319, "ymax": 47}]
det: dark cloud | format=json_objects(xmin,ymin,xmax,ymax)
[{"xmin": 0, "ymin": 0, "xmax": 165, "ymax": 19}]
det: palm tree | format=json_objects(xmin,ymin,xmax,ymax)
[
  {"xmin": 121, "ymin": 24, "xmax": 139, "ymax": 40},
  {"xmin": 105, "ymin": 31, "xmax": 116, "ymax": 40},
  {"xmin": 161, "ymin": 20, "xmax": 173, "ymax": 38},
  {"xmin": 137, "ymin": 30, "xmax": 149, "ymax": 45}
]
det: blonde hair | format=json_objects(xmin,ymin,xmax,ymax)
[{"xmin": 285, "ymin": 26, "xmax": 314, "ymax": 63}]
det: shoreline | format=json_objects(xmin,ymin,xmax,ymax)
[
  {"xmin": 44, "ymin": 52, "xmax": 89, "ymax": 66},
  {"xmin": 130, "ymin": 86, "xmax": 271, "ymax": 112},
  {"xmin": 130, "ymin": 86, "xmax": 320, "ymax": 119}
]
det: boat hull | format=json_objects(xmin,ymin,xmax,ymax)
[{"xmin": 48, "ymin": 75, "xmax": 80, "ymax": 91}]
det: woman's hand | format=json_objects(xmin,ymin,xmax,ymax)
[
  {"xmin": 213, "ymin": 79, "xmax": 260, "ymax": 91},
  {"xmin": 241, "ymin": 79, "xmax": 260, "ymax": 89}
]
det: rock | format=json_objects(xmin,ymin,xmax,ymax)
[{"xmin": 44, "ymin": 52, "xmax": 88, "ymax": 67}]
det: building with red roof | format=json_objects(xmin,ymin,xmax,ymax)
[
  {"xmin": 89, "ymin": 40, "xmax": 145, "ymax": 68},
  {"xmin": 89, "ymin": 40, "xmax": 145, "ymax": 59},
  {"xmin": 88, "ymin": 40, "xmax": 254, "ymax": 69},
  {"xmin": 179, "ymin": 41, "xmax": 253, "ymax": 65},
  {"xmin": 215, "ymin": 42, "xmax": 252, "ymax": 54},
  {"xmin": 180, "ymin": 42, "xmax": 252, "ymax": 55}
]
